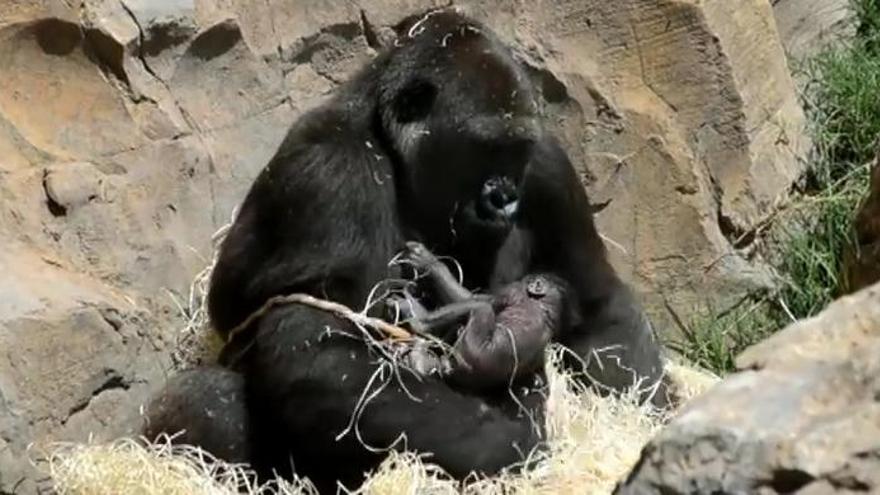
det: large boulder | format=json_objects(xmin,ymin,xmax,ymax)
[
  {"xmin": 616, "ymin": 281, "xmax": 880, "ymax": 494},
  {"xmin": 0, "ymin": 1, "xmax": 807, "ymax": 491}
]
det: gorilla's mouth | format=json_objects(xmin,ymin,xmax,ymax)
[
  {"xmin": 447, "ymin": 175, "xmax": 520, "ymax": 243},
  {"xmin": 475, "ymin": 175, "xmax": 519, "ymax": 222}
]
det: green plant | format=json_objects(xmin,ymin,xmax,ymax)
[
  {"xmin": 775, "ymin": 166, "xmax": 870, "ymax": 318},
  {"xmin": 667, "ymin": 301, "xmax": 777, "ymax": 375}
]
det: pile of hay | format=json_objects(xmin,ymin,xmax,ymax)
[{"xmin": 41, "ymin": 353, "xmax": 717, "ymax": 495}]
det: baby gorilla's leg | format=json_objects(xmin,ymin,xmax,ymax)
[
  {"xmin": 446, "ymin": 303, "xmax": 510, "ymax": 390},
  {"xmin": 455, "ymin": 295, "xmax": 557, "ymax": 389}
]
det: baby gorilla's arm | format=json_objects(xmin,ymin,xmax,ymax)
[
  {"xmin": 402, "ymin": 241, "xmax": 497, "ymax": 337},
  {"xmin": 418, "ymin": 300, "xmax": 492, "ymax": 337},
  {"xmin": 405, "ymin": 241, "xmax": 480, "ymax": 304},
  {"xmin": 386, "ymin": 287, "xmax": 485, "ymax": 338}
]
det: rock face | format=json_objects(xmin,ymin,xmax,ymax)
[
  {"xmin": 773, "ymin": 0, "xmax": 855, "ymax": 60},
  {"xmin": 844, "ymin": 156, "xmax": 880, "ymax": 294},
  {"xmin": 772, "ymin": 0, "xmax": 853, "ymax": 61},
  {"xmin": 616, "ymin": 281, "xmax": 880, "ymax": 495},
  {"xmin": 0, "ymin": 1, "xmax": 807, "ymax": 492}
]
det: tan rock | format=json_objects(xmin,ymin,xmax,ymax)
[
  {"xmin": 773, "ymin": 0, "xmax": 854, "ymax": 62},
  {"xmin": 617, "ymin": 283, "xmax": 880, "ymax": 494},
  {"xmin": 42, "ymin": 162, "xmax": 106, "ymax": 213},
  {"xmin": 474, "ymin": 0, "xmax": 809, "ymax": 324}
]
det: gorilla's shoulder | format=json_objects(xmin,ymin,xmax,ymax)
[{"xmin": 277, "ymin": 105, "xmax": 372, "ymax": 154}]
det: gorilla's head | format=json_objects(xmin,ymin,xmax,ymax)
[{"xmin": 377, "ymin": 10, "xmax": 541, "ymax": 248}]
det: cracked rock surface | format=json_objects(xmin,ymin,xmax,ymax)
[
  {"xmin": 0, "ymin": 1, "xmax": 812, "ymax": 492},
  {"xmin": 616, "ymin": 281, "xmax": 880, "ymax": 495}
]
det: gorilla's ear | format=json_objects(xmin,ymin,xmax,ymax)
[{"xmin": 393, "ymin": 79, "xmax": 437, "ymax": 123}]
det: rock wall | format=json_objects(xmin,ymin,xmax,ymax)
[
  {"xmin": 0, "ymin": 1, "xmax": 806, "ymax": 491},
  {"xmin": 773, "ymin": 0, "xmax": 853, "ymax": 61},
  {"xmin": 616, "ymin": 280, "xmax": 880, "ymax": 494}
]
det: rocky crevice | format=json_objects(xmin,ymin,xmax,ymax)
[{"xmin": 64, "ymin": 373, "xmax": 130, "ymax": 423}]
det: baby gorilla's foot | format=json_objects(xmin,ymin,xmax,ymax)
[{"xmin": 405, "ymin": 241, "xmax": 442, "ymax": 272}]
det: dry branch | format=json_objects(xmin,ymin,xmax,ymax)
[{"xmin": 226, "ymin": 293, "xmax": 413, "ymax": 344}]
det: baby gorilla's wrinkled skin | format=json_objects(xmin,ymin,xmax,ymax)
[
  {"xmin": 450, "ymin": 274, "xmax": 566, "ymax": 389},
  {"xmin": 394, "ymin": 241, "xmax": 568, "ymax": 391}
]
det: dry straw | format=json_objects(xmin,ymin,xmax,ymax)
[{"xmin": 42, "ymin": 349, "xmax": 717, "ymax": 495}]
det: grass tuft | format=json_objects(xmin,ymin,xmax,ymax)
[{"xmin": 668, "ymin": 301, "xmax": 777, "ymax": 375}]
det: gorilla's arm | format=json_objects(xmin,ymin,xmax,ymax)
[
  {"xmin": 208, "ymin": 111, "xmax": 401, "ymax": 338},
  {"xmin": 557, "ymin": 284, "xmax": 667, "ymax": 405},
  {"xmin": 389, "ymin": 289, "xmax": 486, "ymax": 338},
  {"xmin": 245, "ymin": 305, "xmax": 541, "ymax": 484}
]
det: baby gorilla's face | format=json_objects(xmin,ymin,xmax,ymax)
[
  {"xmin": 522, "ymin": 274, "xmax": 567, "ymax": 317},
  {"xmin": 526, "ymin": 276, "xmax": 549, "ymax": 297}
]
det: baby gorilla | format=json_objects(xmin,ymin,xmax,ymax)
[{"xmin": 394, "ymin": 242, "xmax": 569, "ymax": 391}]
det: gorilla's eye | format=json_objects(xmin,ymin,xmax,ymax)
[{"xmin": 394, "ymin": 79, "xmax": 437, "ymax": 123}]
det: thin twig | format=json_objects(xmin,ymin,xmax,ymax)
[{"xmin": 227, "ymin": 293, "xmax": 413, "ymax": 343}]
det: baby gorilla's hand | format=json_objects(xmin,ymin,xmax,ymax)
[{"xmin": 405, "ymin": 241, "xmax": 442, "ymax": 272}]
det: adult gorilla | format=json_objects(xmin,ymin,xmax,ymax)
[{"xmin": 143, "ymin": 9, "xmax": 667, "ymax": 493}]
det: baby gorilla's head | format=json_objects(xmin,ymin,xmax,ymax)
[{"xmin": 522, "ymin": 273, "xmax": 570, "ymax": 324}]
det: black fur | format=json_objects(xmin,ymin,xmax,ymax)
[
  {"xmin": 142, "ymin": 10, "xmax": 669, "ymax": 493},
  {"xmin": 142, "ymin": 367, "xmax": 252, "ymax": 464},
  {"xmin": 491, "ymin": 135, "xmax": 671, "ymax": 406}
]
